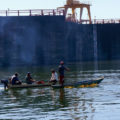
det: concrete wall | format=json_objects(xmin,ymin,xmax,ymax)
[
  {"xmin": 97, "ymin": 24, "xmax": 120, "ymax": 61},
  {"xmin": 0, "ymin": 16, "xmax": 119, "ymax": 67}
]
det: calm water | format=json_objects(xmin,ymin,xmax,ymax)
[{"xmin": 0, "ymin": 61, "xmax": 120, "ymax": 120}]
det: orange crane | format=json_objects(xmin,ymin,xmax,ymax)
[{"xmin": 58, "ymin": 0, "xmax": 91, "ymax": 24}]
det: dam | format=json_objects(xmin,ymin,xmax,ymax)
[{"xmin": 0, "ymin": 7, "xmax": 120, "ymax": 67}]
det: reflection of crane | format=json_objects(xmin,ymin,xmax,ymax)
[{"xmin": 58, "ymin": 0, "xmax": 91, "ymax": 24}]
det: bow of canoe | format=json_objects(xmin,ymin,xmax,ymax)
[{"xmin": 52, "ymin": 76, "xmax": 104, "ymax": 89}]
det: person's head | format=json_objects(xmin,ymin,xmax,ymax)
[
  {"xmin": 15, "ymin": 73, "xmax": 18, "ymax": 77},
  {"xmin": 1, "ymin": 80, "xmax": 3, "ymax": 83},
  {"xmin": 51, "ymin": 69, "xmax": 55, "ymax": 73},
  {"xmin": 60, "ymin": 61, "xmax": 64, "ymax": 65},
  {"xmin": 27, "ymin": 72, "xmax": 31, "ymax": 76}
]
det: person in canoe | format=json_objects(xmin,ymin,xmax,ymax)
[
  {"xmin": 49, "ymin": 69, "xmax": 58, "ymax": 85},
  {"xmin": 25, "ymin": 72, "xmax": 36, "ymax": 84},
  {"xmin": 1, "ymin": 79, "xmax": 9, "ymax": 89},
  {"xmin": 11, "ymin": 73, "xmax": 22, "ymax": 85},
  {"xmin": 58, "ymin": 61, "xmax": 70, "ymax": 86}
]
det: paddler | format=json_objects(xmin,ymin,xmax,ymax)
[
  {"xmin": 11, "ymin": 73, "xmax": 22, "ymax": 85},
  {"xmin": 49, "ymin": 69, "xmax": 58, "ymax": 85},
  {"xmin": 58, "ymin": 61, "xmax": 70, "ymax": 86},
  {"xmin": 25, "ymin": 72, "xmax": 35, "ymax": 84},
  {"xmin": 1, "ymin": 79, "xmax": 8, "ymax": 89}
]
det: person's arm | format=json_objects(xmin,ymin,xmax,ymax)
[
  {"xmin": 65, "ymin": 66, "xmax": 70, "ymax": 71},
  {"xmin": 50, "ymin": 73, "xmax": 54, "ymax": 81},
  {"xmin": 16, "ymin": 77, "xmax": 20, "ymax": 83},
  {"xmin": 30, "ymin": 77, "xmax": 35, "ymax": 82}
]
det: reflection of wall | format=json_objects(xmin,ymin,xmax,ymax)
[{"xmin": 0, "ymin": 16, "xmax": 119, "ymax": 67}]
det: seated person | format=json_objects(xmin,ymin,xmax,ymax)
[
  {"xmin": 11, "ymin": 73, "xmax": 22, "ymax": 85},
  {"xmin": 50, "ymin": 69, "xmax": 58, "ymax": 85},
  {"xmin": 26, "ymin": 72, "xmax": 35, "ymax": 84},
  {"xmin": 1, "ymin": 79, "xmax": 8, "ymax": 89}
]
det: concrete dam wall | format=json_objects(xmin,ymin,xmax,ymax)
[{"xmin": 0, "ymin": 16, "xmax": 119, "ymax": 67}]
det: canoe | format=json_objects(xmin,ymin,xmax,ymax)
[
  {"xmin": 52, "ymin": 77, "xmax": 104, "ymax": 89},
  {"xmin": 8, "ymin": 83, "xmax": 51, "ymax": 89},
  {"xmin": 3, "ymin": 76, "xmax": 104, "ymax": 89}
]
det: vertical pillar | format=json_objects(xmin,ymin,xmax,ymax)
[
  {"xmin": 53, "ymin": 10, "xmax": 55, "ymax": 15},
  {"xmin": 63, "ymin": 10, "xmax": 65, "ymax": 16},
  {"xmin": 72, "ymin": 7, "xmax": 76, "ymax": 20},
  {"xmin": 29, "ymin": 10, "xmax": 32, "ymax": 16},
  {"xmin": 102, "ymin": 19, "xmax": 104, "ymax": 24},
  {"xmin": 18, "ymin": 10, "xmax": 19, "ymax": 16},
  {"xmin": 80, "ymin": 7, "xmax": 83, "ymax": 23},
  {"xmin": 87, "ymin": 6, "xmax": 91, "ymax": 24},
  {"xmin": 41, "ymin": 10, "xmax": 44, "ymax": 16},
  {"xmin": 6, "ymin": 10, "xmax": 8, "ymax": 16},
  {"xmin": 65, "ymin": 8, "xmax": 68, "ymax": 17}
]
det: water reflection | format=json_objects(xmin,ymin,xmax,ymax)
[{"xmin": 59, "ymin": 89, "xmax": 66, "ymax": 106}]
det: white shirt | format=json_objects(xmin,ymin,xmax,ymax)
[{"xmin": 50, "ymin": 72, "xmax": 58, "ymax": 81}]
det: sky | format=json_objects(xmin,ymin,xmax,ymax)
[{"xmin": 0, "ymin": 0, "xmax": 119, "ymax": 19}]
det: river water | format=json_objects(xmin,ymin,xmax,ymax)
[{"xmin": 0, "ymin": 61, "xmax": 120, "ymax": 120}]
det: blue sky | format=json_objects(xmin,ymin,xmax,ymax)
[{"xmin": 0, "ymin": 0, "xmax": 119, "ymax": 19}]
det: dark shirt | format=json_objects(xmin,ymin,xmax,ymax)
[
  {"xmin": 26, "ymin": 76, "xmax": 33, "ymax": 84},
  {"xmin": 58, "ymin": 65, "xmax": 66, "ymax": 76},
  {"xmin": 1, "ymin": 80, "xmax": 8, "ymax": 89},
  {"xmin": 12, "ymin": 76, "xmax": 19, "ymax": 85}
]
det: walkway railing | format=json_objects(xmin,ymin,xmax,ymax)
[
  {"xmin": 0, "ymin": 9, "xmax": 65, "ymax": 16},
  {"xmin": 0, "ymin": 9, "xmax": 119, "ymax": 24},
  {"xmin": 92, "ymin": 19, "xmax": 120, "ymax": 24},
  {"xmin": 66, "ymin": 18, "xmax": 120, "ymax": 24}
]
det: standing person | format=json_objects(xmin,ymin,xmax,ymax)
[
  {"xmin": 50, "ymin": 69, "xmax": 58, "ymax": 85},
  {"xmin": 58, "ymin": 61, "xmax": 69, "ymax": 86},
  {"xmin": 11, "ymin": 73, "xmax": 22, "ymax": 85},
  {"xmin": 25, "ymin": 72, "xmax": 35, "ymax": 84}
]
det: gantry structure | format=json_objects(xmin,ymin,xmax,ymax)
[{"xmin": 58, "ymin": 0, "xmax": 91, "ymax": 24}]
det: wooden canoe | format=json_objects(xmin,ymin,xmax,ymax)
[
  {"xmin": 8, "ymin": 83, "xmax": 51, "ymax": 89},
  {"xmin": 8, "ymin": 76, "xmax": 104, "ymax": 89},
  {"xmin": 52, "ymin": 77, "xmax": 104, "ymax": 89}
]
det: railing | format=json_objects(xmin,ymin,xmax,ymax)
[
  {"xmin": 0, "ymin": 9, "xmax": 120, "ymax": 24},
  {"xmin": 92, "ymin": 19, "xmax": 120, "ymax": 24},
  {"xmin": 66, "ymin": 18, "xmax": 120, "ymax": 24},
  {"xmin": 0, "ymin": 9, "xmax": 65, "ymax": 16}
]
